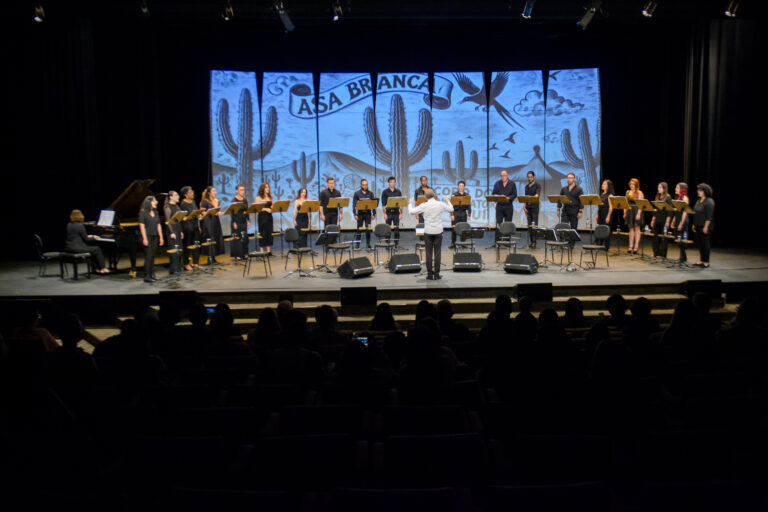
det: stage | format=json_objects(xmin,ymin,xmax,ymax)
[{"xmin": 8, "ymin": 235, "xmax": 768, "ymax": 298}]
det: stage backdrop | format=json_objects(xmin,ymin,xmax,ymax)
[{"xmin": 210, "ymin": 68, "xmax": 601, "ymax": 230}]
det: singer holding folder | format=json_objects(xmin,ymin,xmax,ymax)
[{"xmin": 230, "ymin": 184, "xmax": 250, "ymax": 260}]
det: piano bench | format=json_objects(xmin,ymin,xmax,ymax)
[{"xmin": 60, "ymin": 252, "xmax": 93, "ymax": 280}]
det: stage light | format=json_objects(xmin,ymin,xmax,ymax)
[
  {"xmin": 331, "ymin": 0, "xmax": 343, "ymax": 21},
  {"xmin": 724, "ymin": 1, "xmax": 739, "ymax": 17},
  {"xmin": 641, "ymin": 1, "xmax": 658, "ymax": 17},
  {"xmin": 577, "ymin": 0, "xmax": 601, "ymax": 30},
  {"xmin": 33, "ymin": 2, "xmax": 45, "ymax": 23},
  {"xmin": 140, "ymin": 0, "xmax": 150, "ymax": 18},
  {"xmin": 222, "ymin": 0, "xmax": 234, "ymax": 21},
  {"xmin": 274, "ymin": 1, "xmax": 294, "ymax": 32},
  {"xmin": 522, "ymin": 0, "xmax": 536, "ymax": 19}
]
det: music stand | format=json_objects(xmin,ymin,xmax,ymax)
[
  {"xmin": 313, "ymin": 230, "xmax": 339, "ymax": 273},
  {"xmin": 609, "ymin": 196, "xmax": 631, "ymax": 256},
  {"xmin": 327, "ymin": 197, "xmax": 350, "ymax": 227},
  {"xmin": 547, "ymin": 195, "xmax": 570, "ymax": 224},
  {"xmin": 298, "ymin": 200, "xmax": 320, "ymax": 252},
  {"xmin": 539, "ymin": 228, "xmax": 561, "ymax": 267},
  {"xmin": 270, "ymin": 200, "xmax": 290, "ymax": 255},
  {"xmin": 556, "ymin": 228, "xmax": 583, "ymax": 272},
  {"xmin": 580, "ymin": 195, "xmax": 603, "ymax": 244},
  {"xmin": 518, "ymin": 195, "xmax": 540, "ymax": 246},
  {"xmin": 354, "ymin": 198, "xmax": 379, "ymax": 250},
  {"xmin": 386, "ymin": 197, "xmax": 408, "ymax": 249},
  {"xmin": 200, "ymin": 208, "xmax": 221, "ymax": 267},
  {"xmin": 223, "ymin": 202, "xmax": 245, "ymax": 216},
  {"xmin": 633, "ymin": 198, "xmax": 656, "ymax": 260},
  {"xmin": 166, "ymin": 211, "xmax": 186, "ymax": 274},
  {"xmin": 485, "ymin": 195, "xmax": 510, "ymax": 247}
]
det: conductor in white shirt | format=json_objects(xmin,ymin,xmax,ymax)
[{"xmin": 409, "ymin": 190, "xmax": 454, "ymax": 280}]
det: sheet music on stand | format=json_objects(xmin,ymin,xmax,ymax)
[{"xmin": 97, "ymin": 210, "xmax": 116, "ymax": 227}]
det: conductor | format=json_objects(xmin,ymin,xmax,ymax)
[{"xmin": 409, "ymin": 190, "xmax": 454, "ymax": 281}]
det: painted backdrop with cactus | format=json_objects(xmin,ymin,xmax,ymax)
[{"xmin": 210, "ymin": 69, "xmax": 601, "ymax": 231}]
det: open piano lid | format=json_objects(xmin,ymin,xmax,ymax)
[{"xmin": 108, "ymin": 179, "xmax": 155, "ymax": 224}]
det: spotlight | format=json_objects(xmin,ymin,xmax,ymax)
[
  {"xmin": 33, "ymin": 2, "xmax": 45, "ymax": 23},
  {"xmin": 641, "ymin": 1, "xmax": 658, "ymax": 17},
  {"xmin": 222, "ymin": 0, "xmax": 234, "ymax": 21},
  {"xmin": 577, "ymin": 0, "xmax": 601, "ymax": 30},
  {"xmin": 522, "ymin": 0, "xmax": 535, "ymax": 19},
  {"xmin": 724, "ymin": 0, "xmax": 739, "ymax": 17},
  {"xmin": 331, "ymin": 0, "xmax": 343, "ymax": 21},
  {"xmin": 140, "ymin": 0, "xmax": 150, "ymax": 18},
  {"xmin": 274, "ymin": 1, "xmax": 294, "ymax": 32}
]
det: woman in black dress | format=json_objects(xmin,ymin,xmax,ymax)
[
  {"xmin": 139, "ymin": 195, "xmax": 164, "ymax": 283},
  {"xmin": 293, "ymin": 187, "xmax": 311, "ymax": 248},
  {"xmin": 179, "ymin": 186, "xmax": 201, "ymax": 270},
  {"xmin": 163, "ymin": 190, "xmax": 184, "ymax": 275},
  {"xmin": 230, "ymin": 183, "xmax": 250, "ymax": 261},
  {"xmin": 624, "ymin": 178, "xmax": 644, "ymax": 254},
  {"xmin": 692, "ymin": 183, "xmax": 715, "ymax": 268},
  {"xmin": 200, "ymin": 185, "xmax": 225, "ymax": 264},
  {"xmin": 670, "ymin": 182, "xmax": 690, "ymax": 262},
  {"xmin": 256, "ymin": 182, "xmax": 274, "ymax": 253},
  {"xmin": 64, "ymin": 209, "xmax": 109, "ymax": 274},
  {"xmin": 651, "ymin": 182, "xmax": 674, "ymax": 261},
  {"xmin": 596, "ymin": 179, "xmax": 614, "ymax": 248}
]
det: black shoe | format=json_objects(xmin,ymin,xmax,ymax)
[
  {"xmin": 143, "ymin": 278, "xmax": 154, "ymax": 283},
  {"xmin": 426, "ymin": 273, "xmax": 434, "ymax": 280},
  {"xmin": 434, "ymin": 274, "xmax": 442, "ymax": 280}
]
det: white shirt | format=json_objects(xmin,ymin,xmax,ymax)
[{"xmin": 410, "ymin": 198, "xmax": 454, "ymax": 234}]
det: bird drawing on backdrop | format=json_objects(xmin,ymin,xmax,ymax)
[
  {"xmin": 503, "ymin": 132, "xmax": 517, "ymax": 144},
  {"xmin": 500, "ymin": 150, "xmax": 511, "ymax": 159},
  {"xmin": 489, "ymin": 143, "xmax": 499, "ymax": 151},
  {"xmin": 548, "ymin": 70, "xmax": 562, "ymax": 81},
  {"xmin": 453, "ymin": 72, "xmax": 524, "ymax": 129}
]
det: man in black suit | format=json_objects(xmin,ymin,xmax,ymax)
[{"xmin": 492, "ymin": 169, "xmax": 517, "ymax": 243}]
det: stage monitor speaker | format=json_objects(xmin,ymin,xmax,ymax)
[
  {"xmin": 338, "ymin": 257, "xmax": 374, "ymax": 279},
  {"xmin": 516, "ymin": 283, "xmax": 553, "ymax": 302},
  {"xmin": 158, "ymin": 290, "xmax": 198, "ymax": 310},
  {"xmin": 388, "ymin": 253, "xmax": 422, "ymax": 273},
  {"xmin": 504, "ymin": 253, "xmax": 539, "ymax": 274},
  {"xmin": 340, "ymin": 287, "xmax": 377, "ymax": 307},
  {"xmin": 685, "ymin": 279, "xmax": 723, "ymax": 301},
  {"xmin": 453, "ymin": 252, "xmax": 483, "ymax": 272}
]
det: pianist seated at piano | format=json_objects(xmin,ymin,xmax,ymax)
[{"xmin": 65, "ymin": 209, "xmax": 110, "ymax": 274}]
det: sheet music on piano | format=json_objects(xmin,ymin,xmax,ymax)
[{"xmin": 97, "ymin": 209, "xmax": 116, "ymax": 227}]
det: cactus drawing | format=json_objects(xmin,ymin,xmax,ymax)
[
  {"xmin": 217, "ymin": 88, "xmax": 278, "ymax": 199},
  {"xmin": 561, "ymin": 117, "xmax": 600, "ymax": 194},
  {"xmin": 217, "ymin": 173, "xmax": 231, "ymax": 194},
  {"xmin": 291, "ymin": 152, "xmax": 316, "ymax": 193},
  {"xmin": 268, "ymin": 169, "xmax": 284, "ymax": 200},
  {"xmin": 363, "ymin": 94, "xmax": 432, "ymax": 199},
  {"xmin": 442, "ymin": 140, "xmax": 478, "ymax": 184}
]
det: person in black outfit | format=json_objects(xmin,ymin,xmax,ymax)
[
  {"xmin": 293, "ymin": 187, "xmax": 311, "ymax": 248},
  {"xmin": 353, "ymin": 179, "xmax": 376, "ymax": 251},
  {"xmin": 179, "ymin": 186, "xmax": 200, "ymax": 270},
  {"xmin": 450, "ymin": 180, "xmax": 471, "ymax": 248},
  {"xmin": 319, "ymin": 177, "xmax": 342, "ymax": 228},
  {"xmin": 139, "ymin": 195, "xmax": 164, "ymax": 282},
  {"xmin": 596, "ymin": 179, "xmax": 615, "ymax": 249},
  {"xmin": 523, "ymin": 171, "xmax": 541, "ymax": 248},
  {"xmin": 492, "ymin": 169, "xmax": 517, "ymax": 243},
  {"xmin": 670, "ymin": 182, "xmax": 690, "ymax": 262},
  {"xmin": 413, "ymin": 175, "xmax": 430, "ymax": 223},
  {"xmin": 381, "ymin": 176, "xmax": 403, "ymax": 247},
  {"xmin": 255, "ymin": 182, "xmax": 274, "ymax": 253},
  {"xmin": 229, "ymin": 184, "xmax": 250, "ymax": 261},
  {"xmin": 692, "ymin": 183, "xmax": 715, "ymax": 268},
  {"xmin": 558, "ymin": 172, "xmax": 583, "ymax": 230},
  {"xmin": 64, "ymin": 209, "xmax": 109, "ymax": 274},
  {"xmin": 200, "ymin": 185, "xmax": 224, "ymax": 264},
  {"xmin": 651, "ymin": 182, "xmax": 674, "ymax": 260},
  {"xmin": 163, "ymin": 190, "xmax": 184, "ymax": 274}
]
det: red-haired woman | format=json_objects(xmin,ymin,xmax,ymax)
[
  {"xmin": 624, "ymin": 178, "xmax": 644, "ymax": 254},
  {"xmin": 64, "ymin": 209, "xmax": 110, "ymax": 274}
]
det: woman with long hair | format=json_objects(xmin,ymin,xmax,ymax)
[
  {"xmin": 163, "ymin": 190, "xmax": 183, "ymax": 275},
  {"xmin": 624, "ymin": 178, "xmax": 644, "ymax": 254},
  {"xmin": 179, "ymin": 186, "xmax": 200, "ymax": 270},
  {"xmin": 64, "ymin": 209, "xmax": 110, "ymax": 274},
  {"xmin": 670, "ymin": 182, "xmax": 690, "ymax": 262},
  {"xmin": 597, "ymin": 179, "xmax": 615, "ymax": 249},
  {"xmin": 139, "ymin": 195, "xmax": 164, "ymax": 282},
  {"xmin": 200, "ymin": 185, "xmax": 225, "ymax": 264},
  {"xmin": 293, "ymin": 187, "xmax": 311, "ymax": 248},
  {"xmin": 692, "ymin": 183, "xmax": 715, "ymax": 268},
  {"xmin": 651, "ymin": 182, "xmax": 673, "ymax": 261},
  {"xmin": 230, "ymin": 183, "xmax": 250, "ymax": 261},
  {"xmin": 256, "ymin": 182, "xmax": 274, "ymax": 253}
]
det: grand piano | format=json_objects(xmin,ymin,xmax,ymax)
[{"xmin": 85, "ymin": 179, "xmax": 165, "ymax": 275}]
